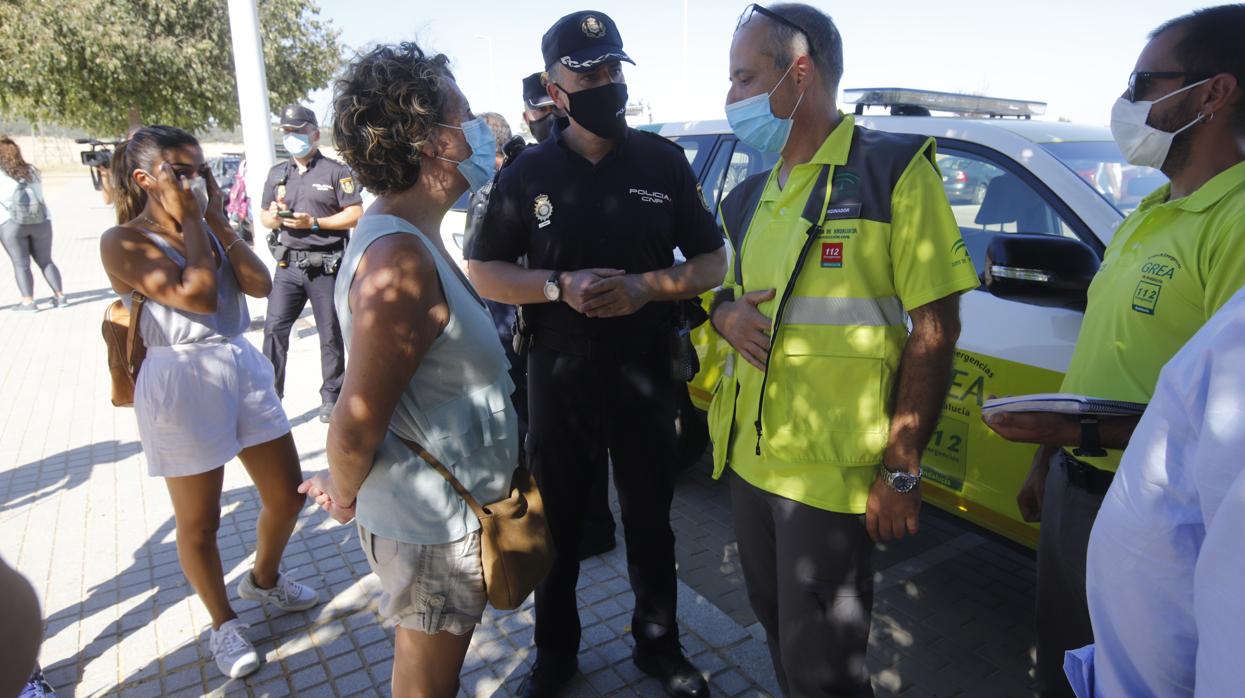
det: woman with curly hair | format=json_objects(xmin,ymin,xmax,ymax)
[
  {"xmin": 0, "ymin": 137, "xmax": 64, "ymax": 311},
  {"xmin": 298, "ymin": 42, "xmax": 519, "ymax": 698},
  {"xmin": 100, "ymin": 125, "xmax": 319, "ymax": 680}
]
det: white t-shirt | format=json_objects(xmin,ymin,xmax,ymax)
[
  {"xmin": 0, "ymin": 168, "xmax": 47, "ymax": 226},
  {"xmin": 1084, "ymin": 283, "xmax": 1245, "ymax": 697}
]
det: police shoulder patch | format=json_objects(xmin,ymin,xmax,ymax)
[{"xmin": 339, "ymin": 176, "xmax": 355, "ymax": 194}]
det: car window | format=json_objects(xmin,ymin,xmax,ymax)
[
  {"xmin": 1040, "ymin": 141, "xmax": 1167, "ymax": 216},
  {"xmin": 935, "ymin": 147, "xmax": 1078, "ymax": 277},
  {"xmin": 720, "ymin": 140, "xmax": 779, "ymax": 203},
  {"xmin": 669, "ymin": 135, "xmax": 717, "ymax": 178}
]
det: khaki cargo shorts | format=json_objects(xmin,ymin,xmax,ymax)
[{"xmin": 357, "ymin": 523, "xmax": 487, "ymax": 635}]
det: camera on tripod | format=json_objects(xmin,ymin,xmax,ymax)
[{"xmin": 75, "ymin": 138, "xmax": 124, "ymax": 191}]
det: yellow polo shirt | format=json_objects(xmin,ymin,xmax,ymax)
[{"xmin": 1062, "ymin": 159, "xmax": 1245, "ymax": 471}]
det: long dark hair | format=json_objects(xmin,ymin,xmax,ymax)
[
  {"xmin": 0, "ymin": 137, "xmax": 35, "ymax": 182},
  {"xmin": 109, "ymin": 125, "xmax": 200, "ymax": 224}
]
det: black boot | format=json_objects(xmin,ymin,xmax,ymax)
[
  {"xmin": 634, "ymin": 642, "xmax": 710, "ymax": 697},
  {"xmin": 515, "ymin": 651, "xmax": 578, "ymax": 698}
]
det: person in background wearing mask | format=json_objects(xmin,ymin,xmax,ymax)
[
  {"xmin": 468, "ymin": 11, "xmax": 726, "ymax": 697},
  {"xmin": 259, "ymin": 104, "xmax": 364, "ymax": 423},
  {"xmin": 100, "ymin": 126, "xmax": 319, "ymax": 681},
  {"xmin": 711, "ymin": 4, "xmax": 976, "ymax": 695},
  {"xmin": 522, "ymin": 71, "xmax": 560, "ymax": 144},
  {"xmin": 300, "ymin": 42, "xmax": 521, "ymax": 698},
  {"xmin": 982, "ymin": 5, "xmax": 1245, "ymax": 696}
]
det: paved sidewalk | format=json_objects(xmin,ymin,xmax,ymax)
[{"xmin": 0, "ymin": 173, "xmax": 1039, "ymax": 698}]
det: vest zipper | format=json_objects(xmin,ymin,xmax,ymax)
[{"xmin": 753, "ymin": 223, "xmax": 824, "ymax": 455}]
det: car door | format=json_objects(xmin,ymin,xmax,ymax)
[{"xmin": 923, "ymin": 140, "xmax": 1105, "ymax": 547}]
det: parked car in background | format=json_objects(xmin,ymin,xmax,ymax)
[{"xmin": 941, "ymin": 155, "xmax": 996, "ymax": 205}]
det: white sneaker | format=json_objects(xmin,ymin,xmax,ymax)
[
  {"xmin": 210, "ymin": 619, "xmax": 260, "ymax": 678},
  {"xmin": 237, "ymin": 571, "xmax": 320, "ymax": 612}
]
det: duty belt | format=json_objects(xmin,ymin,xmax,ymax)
[
  {"xmin": 531, "ymin": 328, "xmax": 663, "ymax": 361},
  {"xmin": 280, "ymin": 248, "xmax": 343, "ymax": 274},
  {"xmin": 1059, "ymin": 451, "xmax": 1114, "ymax": 495}
]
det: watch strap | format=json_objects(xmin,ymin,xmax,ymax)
[{"xmin": 1073, "ymin": 417, "xmax": 1108, "ymax": 457}]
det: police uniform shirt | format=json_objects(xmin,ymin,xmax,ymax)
[
  {"xmin": 469, "ymin": 119, "xmax": 723, "ymax": 338},
  {"xmin": 261, "ymin": 152, "xmax": 363, "ymax": 251}
]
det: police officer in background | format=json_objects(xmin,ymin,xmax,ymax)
[
  {"xmin": 260, "ymin": 104, "xmax": 364, "ymax": 422},
  {"xmin": 522, "ymin": 71, "xmax": 560, "ymax": 143},
  {"xmin": 469, "ymin": 11, "xmax": 726, "ymax": 697}
]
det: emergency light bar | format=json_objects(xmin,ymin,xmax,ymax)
[{"xmin": 844, "ymin": 88, "xmax": 1047, "ymax": 119}]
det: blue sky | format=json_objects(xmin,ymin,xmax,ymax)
[{"xmin": 307, "ymin": 0, "xmax": 1209, "ymax": 132}]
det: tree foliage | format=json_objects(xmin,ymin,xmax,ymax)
[{"xmin": 0, "ymin": 0, "xmax": 342, "ymax": 136}]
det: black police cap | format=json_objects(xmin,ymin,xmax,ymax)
[
  {"xmin": 279, "ymin": 104, "xmax": 317, "ymax": 129},
  {"xmin": 523, "ymin": 72, "xmax": 555, "ymax": 109},
  {"xmin": 541, "ymin": 11, "xmax": 634, "ymax": 73}
]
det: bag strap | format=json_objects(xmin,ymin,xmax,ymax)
[
  {"xmin": 126, "ymin": 292, "xmax": 146, "ymax": 374},
  {"xmin": 396, "ymin": 435, "xmax": 490, "ymax": 518}
]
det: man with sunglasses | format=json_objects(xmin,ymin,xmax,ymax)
[
  {"xmin": 711, "ymin": 4, "xmax": 978, "ymax": 696},
  {"xmin": 468, "ymin": 10, "xmax": 726, "ymax": 698},
  {"xmin": 982, "ymin": 6, "xmax": 1245, "ymax": 696}
]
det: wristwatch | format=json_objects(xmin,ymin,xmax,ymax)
[
  {"xmin": 1073, "ymin": 417, "xmax": 1107, "ymax": 457},
  {"xmin": 310, "ymin": 217, "xmax": 320, "ymax": 233},
  {"xmin": 543, "ymin": 272, "xmax": 562, "ymax": 303},
  {"xmin": 880, "ymin": 464, "xmax": 922, "ymax": 493}
]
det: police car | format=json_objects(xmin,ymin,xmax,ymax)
[{"xmin": 650, "ymin": 88, "xmax": 1166, "ymax": 548}]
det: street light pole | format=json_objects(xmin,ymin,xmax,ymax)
[
  {"xmin": 474, "ymin": 34, "xmax": 496, "ymax": 111},
  {"xmin": 226, "ymin": 0, "xmax": 275, "ymax": 266}
]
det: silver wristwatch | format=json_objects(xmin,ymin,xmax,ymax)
[
  {"xmin": 543, "ymin": 272, "xmax": 562, "ymax": 303},
  {"xmin": 880, "ymin": 465, "xmax": 922, "ymax": 493}
]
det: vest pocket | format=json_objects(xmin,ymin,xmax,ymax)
[{"xmin": 761, "ymin": 340, "xmax": 890, "ymax": 465}]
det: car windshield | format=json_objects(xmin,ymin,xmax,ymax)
[{"xmin": 1041, "ymin": 141, "xmax": 1168, "ymax": 215}]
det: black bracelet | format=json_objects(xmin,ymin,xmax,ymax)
[
  {"xmin": 708, "ymin": 288, "xmax": 735, "ymax": 331},
  {"xmin": 1073, "ymin": 417, "xmax": 1108, "ymax": 458}
]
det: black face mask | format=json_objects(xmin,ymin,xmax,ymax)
[
  {"xmin": 529, "ymin": 112, "xmax": 555, "ymax": 143},
  {"xmin": 556, "ymin": 82, "xmax": 629, "ymax": 141}
]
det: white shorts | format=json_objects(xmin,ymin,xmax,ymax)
[{"xmin": 134, "ymin": 336, "xmax": 291, "ymax": 478}]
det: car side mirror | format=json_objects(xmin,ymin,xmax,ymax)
[{"xmin": 984, "ymin": 234, "xmax": 1099, "ymax": 311}]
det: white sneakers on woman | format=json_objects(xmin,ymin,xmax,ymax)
[
  {"xmin": 210, "ymin": 619, "xmax": 260, "ymax": 679},
  {"xmin": 237, "ymin": 571, "xmax": 320, "ymax": 611},
  {"xmin": 208, "ymin": 572, "xmax": 320, "ymax": 678}
]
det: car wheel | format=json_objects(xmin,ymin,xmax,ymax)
[{"xmin": 972, "ymin": 182, "xmax": 988, "ymax": 205}]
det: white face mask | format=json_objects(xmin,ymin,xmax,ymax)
[{"xmin": 1110, "ymin": 78, "xmax": 1210, "ymax": 169}]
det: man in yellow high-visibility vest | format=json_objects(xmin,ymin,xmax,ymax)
[{"xmin": 708, "ymin": 4, "xmax": 979, "ymax": 695}]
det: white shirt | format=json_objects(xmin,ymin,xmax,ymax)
[
  {"xmin": 1084, "ymin": 284, "xmax": 1245, "ymax": 697},
  {"xmin": 0, "ymin": 168, "xmax": 47, "ymax": 226}
]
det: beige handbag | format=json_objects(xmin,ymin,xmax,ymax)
[
  {"xmin": 399, "ymin": 437, "xmax": 554, "ymax": 611},
  {"xmin": 102, "ymin": 292, "xmax": 147, "ymax": 407}
]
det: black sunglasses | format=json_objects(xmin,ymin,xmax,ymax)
[
  {"xmin": 1127, "ymin": 71, "xmax": 1215, "ymax": 103},
  {"xmin": 736, "ymin": 3, "xmax": 816, "ymax": 56}
]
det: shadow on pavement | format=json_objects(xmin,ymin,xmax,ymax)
[{"xmin": 1, "ymin": 440, "xmax": 143, "ymax": 511}]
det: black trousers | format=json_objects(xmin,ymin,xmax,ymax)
[
  {"xmin": 262, "ymin": 263, "xmax": 344, "ymax": 403},
  {"xmin": 528, "ymin": 342, "xmax": 678, "ymax": 654},
  {"xmin": 487, "ymin": 301, "xmax": 615, "ymax": 547},
  {"xmin": 731, "ymin": 472, "xmax": 875, "ymax": 698}
]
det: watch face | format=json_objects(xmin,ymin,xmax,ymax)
[
  {"xmin": 889, "ymin": 472, "xmax": 916, "ymax": 493},
  {"xmin": 543, "ymin": 281, "xmax": 559, "ymax": 302}
]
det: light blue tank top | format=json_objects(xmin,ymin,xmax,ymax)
[
  {"xmin": 335, "ymin": 214, "xmax": 518, "ymax": 544},
  {"xmin": 122, "ymin": 230, "xmax": 250, "ymax": 347}
]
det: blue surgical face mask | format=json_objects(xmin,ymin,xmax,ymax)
[
  {"xmin": 283, "ymin": 132, "xmax": 314, "ymax": 158},
  {"xmin": 436, "ymin": 117, "xmax": 497, "ymax": 193},
  {"xmin": 725, "ymin": 62, "xmax": 806, "ymax": 153}
]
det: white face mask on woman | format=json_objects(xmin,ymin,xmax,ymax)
[{"xmin": 1110, "ymin": 79, "xmax": 1210, "ymax": 170}]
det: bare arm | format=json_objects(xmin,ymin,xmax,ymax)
[
  {"xmin": 884, "ymin": 294, "xmax": 963, "ymax": 471},
  {"xmin": 325, "ymin": 234, "xmax": 448, "ymax": 506},
  {"xmin": 469, "ymin": 260, "xmax": 555, "ymax": 305},
  {"xmin": 282, "ymin": 204, "xmax": 364, "ymax": 235},
  {"xmin": 866, "ymin": 293, "xmax": 963, "ymax": 542},
  {"xmin": 201, "ymin": 167, "xmax": 271, "ymax": 298},
  {"xmin": 582, "ymin": 246, "xmax": 728, "ymax": 318}
]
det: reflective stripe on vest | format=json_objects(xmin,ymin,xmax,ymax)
[{"xmin": 783, "ymin": 295, "xmax": 905, "ymax": 327}]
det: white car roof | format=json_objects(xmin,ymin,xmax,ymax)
[{"xmin": 649, "ymin": 115, "xmax": 1110, "ymax": 144}]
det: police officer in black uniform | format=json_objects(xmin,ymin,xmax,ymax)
[
  {"xmin": 260, "ymin": 104, "xmax": 363, "ymax": 422},
  {"xmin": 468, "ymin": 12, "xmax": 726, "ymax": 697}
]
